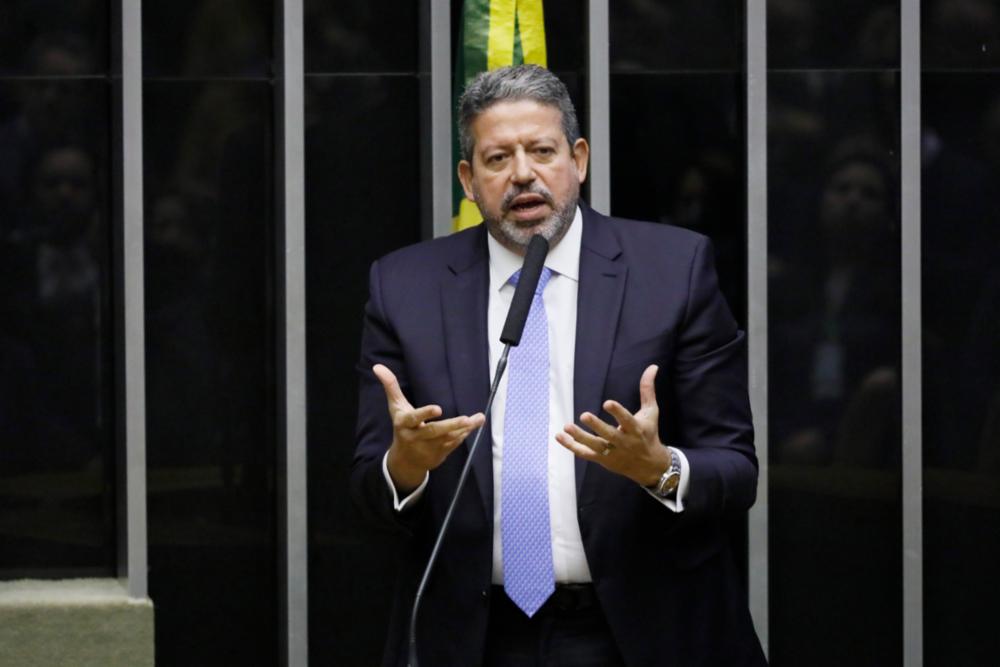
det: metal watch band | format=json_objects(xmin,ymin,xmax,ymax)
[{"xmin": 650, "ymin": 448, "xmax": 681, "ymax": 498}]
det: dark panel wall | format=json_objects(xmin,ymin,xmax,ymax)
[
  {"xmin": 304, "ymin": 2, "xmax": 422, "ymax": 665},
  {"xmin": 609, "ymin": 0, "xmax": 749, "ymax": 589},
  {"xmin": 142, "ymin": 2, "xmax": 279, "ymax": 665},
  {"xmin": 767, "ymin": 2, "xmax": 902, "ymax": 665},
  {"xmin": 0, "ymin": 1, "xmax": 116, "ymax": 579},
  {"xmin": 922, "ymin": 2, "xmax": 1000, "ymax": 663},
  {"xmin": 609, "ymin": 0, "xmax": 746, "ymax": 324}
]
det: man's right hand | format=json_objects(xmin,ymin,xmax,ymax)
[{"xmin": 374, "ymin": 364, "xmax": 485, "ymax": 494}]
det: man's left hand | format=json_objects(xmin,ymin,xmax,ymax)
[{"xmin": 555, "ymin": 364, "xmax": 671, "ymax": 487}]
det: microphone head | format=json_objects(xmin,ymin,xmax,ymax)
[{"xmin": 499, "ymin": 235, "xmax": 550, "ymax": 346}]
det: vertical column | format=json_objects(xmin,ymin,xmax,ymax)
[
  {"xmin": 900, "ymin": 2, "xmax": 922, "ymax": 665},
  {"xmin": 745, "ymin": 0, "xmax": 768, "ymax": 655},
  {"xmin": 117, "ymin": 0, "xmax": 148, "ymax": 601},
  {"xmin": 277, "ymin": 0, "xmax": 308, "ymax": 665},
  {"xmin": 427, "ymin": 0, "xmax": 452, "ymax": 239},
  {"xmin": 587, "ymin": 0, "xmax": 610, "ymax": 212}
]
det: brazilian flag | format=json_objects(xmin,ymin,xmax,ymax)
[{"xmin": 453, "ymin": 0, "xmax": 548, "ymax": 231}]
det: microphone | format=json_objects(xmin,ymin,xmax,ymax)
[
  {"xmin": 501, "ymin": 235, "xmax": 550, "ymax": 345},
  {"xmin": 407, "ymin": 234, "xmax": 550, "ymax": 667}
]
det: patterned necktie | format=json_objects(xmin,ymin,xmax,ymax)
[{"xmin": 502, "ymin": 266, "xmax": 555, "ymax": 617}]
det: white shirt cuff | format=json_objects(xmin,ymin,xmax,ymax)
[
  {"xmin": 643, "ymin": 446, "xmax": 690, "ymax": 512},
  {"xmin": 381, "ymin": 451, "xmax": 428, "ymax": 511}
]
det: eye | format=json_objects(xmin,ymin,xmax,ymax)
[
  {"xmin": 486, "ymin": 153, "xmax": 507, "ymax": 165},
  {"xmin": 535, "ymin": 146, "xmax": 555, "ymax": 156}
]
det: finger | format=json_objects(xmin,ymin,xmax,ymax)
[
  {"xmin": 408, "ymin": 430, "xmax": 471, "ymax": 468},
  {"xmin": 430, "ymin": 434, "xmax": 465, "ymax": 455},
  {"xmin": 428, "ymin": 422, "xmax": 481, "ymax": 453},
  {"xmin": 396, "ymin": 404, "xmax": 442, "ymax": 429},
  {"xmin": 556, "ymin": 432, "xmax": 603, "ymax": 462},
  {"xmin": 415, "ymin": 414, "xmax": 479, "ymax": 439},
  {"xmin": 639, "ymin": 364, "xmax": 659, "ymax": 411},
  {"xmin": 579, "ymin": 411, "xmax": 623, "ymax": 443},
  {"xmin": 603, "ymin": 401, "xmax": 640, "ymax": 433},
  {"xmin": 373, "ymin": 364, "xmax": 410, "ymax": 410},
  {"xmin": 564, "ymin": 422, "xmax": 611, "ymax": 454},
  {"xmin": 442, "ymin": 429, "xmax": 474, "ymax": 450}
]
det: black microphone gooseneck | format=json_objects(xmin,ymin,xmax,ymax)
[{"xmin": 407, "ymin": 234, "xmax": 549, "ymax": 667}]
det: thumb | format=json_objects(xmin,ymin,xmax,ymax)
[
  {"xmin": 373, "ymin": 364, "xmax": 410, "ymax": 411},
  {"xmin": 639, "ymin": 364, "xmax": 659, "ymax": 411}
]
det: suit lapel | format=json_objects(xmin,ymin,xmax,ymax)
[
  {"xmin": 573, "ymin": 207, "xmax": 626, "ymax": 500},
  {"xmin": 441, "ymin": 227, "xmax": 493, "ymax": 518}
]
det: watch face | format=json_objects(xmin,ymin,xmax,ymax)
[{"xmin": 661, "ymin": 472, "xmax": 680, "ymax": 495}]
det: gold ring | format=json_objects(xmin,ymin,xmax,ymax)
[{"xmin": 601, "ymin": 443, "xmax": 614, "ymax": 456}]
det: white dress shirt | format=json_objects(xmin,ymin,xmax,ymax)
[{"xmin": 382, "ymin": 207, "xmax": 689, "ymax": 585}]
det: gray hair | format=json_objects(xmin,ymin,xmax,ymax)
[{"xmin": 458, "ymin": 64, "xmax": 581, "ymax": 163}]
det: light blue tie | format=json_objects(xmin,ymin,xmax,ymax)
[{"xmin": 502, "ymin": 266, "xmax": 555, "ymax": 617}]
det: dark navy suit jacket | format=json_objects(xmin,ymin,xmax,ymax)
[{"xmin": 352, "ymin": 203, "xmax": 767, "ymax": 666}]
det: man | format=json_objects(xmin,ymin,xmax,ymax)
[{"xmin": 352, "ymin": 65, "xmax": 766, "ymax": 666}]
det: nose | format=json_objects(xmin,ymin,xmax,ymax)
[
  {"xmin": 511, "ymin": 148, "xmax": 534, "ymax": 184},
  {"xmin": 843, "ymin": 185, "xmax": 867, "ymax": 211}
]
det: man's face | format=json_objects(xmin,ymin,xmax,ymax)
[
  {"xmin": 33, "ymin": 147, "xmax": 97, "ymax": 243},
  {"xmin": 458, "ymin": 99, "xmax": 589, "ymax": 253},
  {"xmin": 819, "ymin": 161, "xmax": 888, "ymax": 238}
]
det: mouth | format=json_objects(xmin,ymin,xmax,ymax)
[{"xmin": 505, "ymin": 193, "xmax": 551, "ymax": 221}]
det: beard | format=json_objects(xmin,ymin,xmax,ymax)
[{"xmin": 474, "ymin": 182, "xmax": 577, "ymax": 252}]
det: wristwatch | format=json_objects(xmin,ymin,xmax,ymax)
[{"xmin": 646, "ymin": 448, "xmax": 681, "ymax": 499}]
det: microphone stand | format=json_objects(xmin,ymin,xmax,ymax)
[{"xmin": 407, "ymin": 345, "xmax": 511, "ymax": 667}]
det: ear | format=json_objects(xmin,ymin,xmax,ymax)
[
  {"xmin": 571, "ymin": 138, "xmax": 590, "ymax": 184},
  {"xmin": 457, "ymin": 160, "xmax": 476, "ymax": 201}
]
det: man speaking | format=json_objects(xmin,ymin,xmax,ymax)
[{"xmin": 351, "ymin": 65, "xmax": 766, "ymax": 666}]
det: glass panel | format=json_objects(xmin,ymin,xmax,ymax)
[
  {"xmin": 0, "ymin": 80, "xmax": 115, "ymax": 578},
  {"xmin": 610, "ymin": 0, "xmax": 748, "ymax": 584},
  {"xmin": 0, "ymin": 2, "xmax": 110, "ymax": 75},
  {"xmin": 610, "ymin": 0, "xmax": 742, "ymax": 71},
  {"xmin": 304, "ymin": 0, "xmax": 419, "ymax": 74},
  {"xmin": 768, "ymin": 71, "xmax": 901, "ymax": 666},
  {"xmin": 609, "ymin": 73, "xmax": 746, "ymax": 323},
  {"xmin": 923, "ymin": 72, "xmax": 1000, "ymax": 667},
  {"xmin": 305, "ymin": 73, "xmax": 422, "ymax": 666},
  {"xmin": 768, "ymin": 1, "xmax": 900, "ymax": 69},
  {"xmin": 142, "ymin": 0, "xmax": 273, "ymax": 77},
  {"xmin": 539, "ymin": 0, "xmax": 586, "ymax": 73},
  {"xmin": 144, "ymin": 80, "xmax": 278, "ymax": 666},
  {"xmin": 923, "ymin": 0, "xmax": 1000, "ymax": 69}
]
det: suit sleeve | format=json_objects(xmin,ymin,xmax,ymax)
[
  {"xmin": 670, "ymin": 237, "xmax": 758, "ymax": 518},
  {"xmin": 350, "ymin": 259, "xmax": 423, "ymax": 533}
]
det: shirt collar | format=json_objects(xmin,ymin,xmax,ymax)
[{"xmin": 487, "ymin": 206, "xmax": 582, "ymax": 290}]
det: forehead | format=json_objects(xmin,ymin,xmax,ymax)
[
  {"xmin": 469, "ymin": 99, "xmax": 564, "ymax": 148},
  {"xmin": 831, "ymin": 162, "xmax": 884, "ymax": 188},
  {"xmin": 40, "ymin": 148, "xmax": 92, "ymax": 175}
]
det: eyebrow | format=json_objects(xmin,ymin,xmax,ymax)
[{"xmin": 479, "ymin": 136, "xmax": 560, "ymax": 153}]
